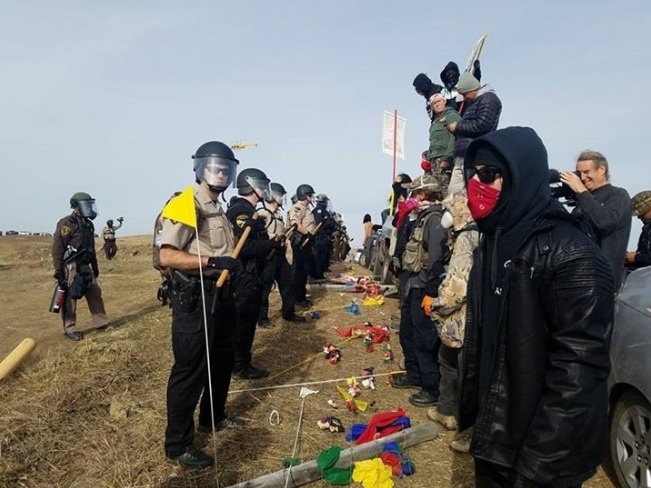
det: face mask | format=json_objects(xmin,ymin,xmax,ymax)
[{"xmin": 467, "ymin": 178, "xmax": 501, "ymax": 220}]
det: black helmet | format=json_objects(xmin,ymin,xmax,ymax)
[
  {"xmin": 290, "ymin": 194, "xmax": 298, "ymax": 205},
  {"xmin": 70, "ymin": 192, "xmax": 98, "ymax": 220},
  {"xmin": 192, "ymin": 141, "xmax": 239, "ymax": 193},
  {"xmin": 315, "ymin": 193, "xmax": 329, "ymax": 205},
  {"xmin": 296, "ymin": 184, "xmax": 315, "ymax": 201},
  {"xmin": 236, "ymin": 168, "xmax": 271, "ymax": 198},
  {"xmin": 266, "ymin": 182, "xmax": 288, "ymax": 206},
  {"xmin": 107, "ymin": 219, "xmax": 114, "ymax": 228}
]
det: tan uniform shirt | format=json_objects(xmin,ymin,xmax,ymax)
[
  {"xmin": 102, "ymin": 222, "xmax": 121, "ymax": 241},
  {"xmin": 159, "ymin": 183, "xmax": 235, "ymax": 278},
  {"xmin": 256, "ymin": 206, "xmax": 286, "ymax": 240},
  {"xmin": 289, "ymin": 201, "xmax": 316, "ymax": 234}
]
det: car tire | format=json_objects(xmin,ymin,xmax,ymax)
[{"xmin": 610, "ymin": 390, "xmax": 651, "ymax": 488}]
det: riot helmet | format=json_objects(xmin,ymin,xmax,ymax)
[
  {"xmin": 290, "ymin": 194, "xmax": 298, "ymax": 205},
  {"xmin": 315, "ymin": 193, "xmax": 333, "ymax": 212},
  {"xmin": 70, "ymin": 192, "xmax": 98, "ymax": 220},
  {"xmin": 192, "ymin": 141, "xmax": 239, "ymax": 193},
  {"xmin": 296, "ymin": 184, "xmax": 315, "ymax": 202},
  {"xmin": 107, "ymin": 219, "xmax": 114, "ymax": 228},
  {"xmin": 266, "ymin": 182, "xmax": 288, "ymax": 207},
  {"xmin": 236, "ymin": 168, "xmax": 271, "ymax": 200}
]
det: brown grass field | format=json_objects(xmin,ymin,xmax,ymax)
[{"xmin": 0, "ymin": 236, "xmax": 616, "ymax": 487}]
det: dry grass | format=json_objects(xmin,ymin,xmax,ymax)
[{"xmin": 0, "ymin": 236, "xmax": 616, "ymax": 487}]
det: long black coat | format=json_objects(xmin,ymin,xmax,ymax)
[{"xmin": 459, "ymin": 216, "xmax": 614, "ymax": 486}]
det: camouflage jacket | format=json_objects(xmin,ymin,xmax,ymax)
[{"xmin": 431, "ymin": 193, "xmax": 479, "ymax": 348}]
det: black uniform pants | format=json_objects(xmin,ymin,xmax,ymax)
[
  {"xmin": 475, "ymin": 459, "xmax": 582, "ymax": 488},
  {"xmin": 399, "ymin": 286, "xmax": 441, "ymax": 398},
  {"xmin": 103, "ymin": 239, "xmax": 117, "ymax": 260},
  {"xmin": 311, "ymin": 238, "xmax": 330, "ymax": 279},
  {"xmin": 164, "ymin": 284, "xmax": 236, "ymax": 455},
  {"xmin": 259, "ymin": 254, "xmax": 296, "ymax": 321},
  {"xmin": 293, "ymin": 243, "xmax": 309, "ymax": 302},
  {"xmin": 234, "ymin": 269, "xmax": 263, "ymax": 369}
]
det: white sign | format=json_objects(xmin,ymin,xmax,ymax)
[{"xmin": 382, "ymin": 110, "xmax": 406, "ymax": 161}]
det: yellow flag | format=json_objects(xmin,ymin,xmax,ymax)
[{"xmin": 161, "ymin": 186, "xmax": 197, "ymax": 228}]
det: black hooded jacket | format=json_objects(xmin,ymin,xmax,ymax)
[{"xmin": 458, "ymin": 127, "xmax": 614, "ymax": 486}]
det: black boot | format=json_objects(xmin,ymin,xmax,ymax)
[{"xmin": 166, "ymin": 446, "xmax": 214, "ymax": 469}]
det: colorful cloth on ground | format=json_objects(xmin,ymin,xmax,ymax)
[
  {"xmin": 316, "ymin": 446, "xmax": 353, "ymax": 485},
  {"xmin": 352, "ymin": 458, "xmax": 394, "ymax": 488},
  {"xmin": 355, "ymin": 409, "xmax": 410, "ymax": 445},
  {"xmin": 335, "ymin": 325, "xmax": 389, "ymax": 344}
]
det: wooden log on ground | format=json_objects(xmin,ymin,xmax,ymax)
[
  {"xmin": 306, "ymin": 283, "xmax": 398, "ymax": 295},
  {"xmin": 227, "ymin": 422, "xmax": 440, "ymax": 488},
  {"xmin": 0, "ymin": 338, "xmax": 36, "ymax": 382}
]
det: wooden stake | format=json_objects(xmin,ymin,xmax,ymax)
[{"xmin": 226, "ymin": 422, "xmax": 440, "ymax": 488}]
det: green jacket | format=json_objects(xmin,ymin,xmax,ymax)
[{"xmin": 428, "ymin": 107, "xmax": 461, "ymax": 161}]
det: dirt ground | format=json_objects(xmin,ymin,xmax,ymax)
[{"xmin": 0, "ymin": 236, "xmax": 617, "ymax": 487}]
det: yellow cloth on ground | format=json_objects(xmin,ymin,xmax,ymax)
[
  {"xmin": 362, "ymin": 295, "xmax": 385, "ymax": 307},
  {"xmin": 352, "ymin": 458, "xmax": 394, "ymax": 488}
]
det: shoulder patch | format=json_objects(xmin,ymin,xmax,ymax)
[
  {"xmin": 235, "ymin": 214, "xmax": 249, "ymax": 229},
  {"xmin": 60, "ymin": 225, "xmax": 71, "ymax": 237}
]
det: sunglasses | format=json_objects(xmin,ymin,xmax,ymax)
[
  {"xmin": 206, "ymin": 165, "xmax": 231, "ymax": 176},
  {"xmin": 467, "ymin": 166, "xmax": 502, "ymax": 184}
]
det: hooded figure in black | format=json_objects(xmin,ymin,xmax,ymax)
[{"xmin": 458, "ymin": 127, "xmax": 614, "ymax": 487}]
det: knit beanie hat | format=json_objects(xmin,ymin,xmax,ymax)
[{"xmin": 456, "ymin": 73, "xmax": 481, "ymax": 94}]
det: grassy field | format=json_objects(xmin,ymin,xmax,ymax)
[{"xmin": 0, "ymin": 236, "xmax": 617, "ymax": 487}]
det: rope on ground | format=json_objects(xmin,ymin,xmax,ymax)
[
  {"xmin": 229, "ymin": 371, "xmax": 402, "ymax": 395},
  {"xmin": 265, "ymin": 336, "xmax": 355, "ymax": 382}
]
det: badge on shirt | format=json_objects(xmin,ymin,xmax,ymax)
[{"xmin": 60, "ymin": 225, "xmax": 71, "ymax": 237}]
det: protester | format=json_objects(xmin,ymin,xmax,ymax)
[
  {"xmin": 561, "ymin": 150, "xmax": 632, "ymax": 290},
  {"xmin": 459, "ymin": 127, "xmax": 614, "ymax": 488},
  {"xmin": 425, "ymin": 192, "xmax": 479, "ymax": 453},
  {"xmin": 626, "ymin": 190, "xmax": 651, "ymax": 269},
  {"xmin": 390, "ymin": 175, "xmax": 447, "ymax": 408},
  {"xmin": 447, "ymin": 72, "xmax": 502, "ymax": 193}
]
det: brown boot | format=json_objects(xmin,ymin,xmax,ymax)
[
  {"xmin": 449, "ymin": 428, "xmax": 472, "ymax": 454},
  {"xmin": 427, "ymin": 407, "xmax": 458, "ymax": 431}
]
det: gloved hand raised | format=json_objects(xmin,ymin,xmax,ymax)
[
  {"xmin": 421, "ymin": 295, "xmax": 434, "ymax": 317},
  {"xmin": 207, "ymin": 256, "xmax": 238, "ymax": 272}
]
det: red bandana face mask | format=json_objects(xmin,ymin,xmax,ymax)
[{"xmin": 467, "ymin": 177, "xmax": 501, "ymax": 220}]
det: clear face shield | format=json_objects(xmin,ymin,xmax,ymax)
[
  {"xmin": 244, "ymin": 176, "xmax": 271, "ymax": 202},
  {"xmin": 77, "ymin": 199, "xmax": 98, "ymax": 220},
  {"xmin": 269, "ymin": 191, "xmax": 287, "ymax": 207},
  {"xmin": 195, "ymin": 156, "xmax": 238, "ymax": 191}
]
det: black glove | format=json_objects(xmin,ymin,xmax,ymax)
[
  {"xmin": 54, "ymin": 270, "xmax": 66, "ymax": 285},
  {"xmin": 207, "ymin": 256, "xmax": 238, "ymax": 272},
  {"xmin": 92, "ymin": 267, "xmax": 100, "ymax": 278}
]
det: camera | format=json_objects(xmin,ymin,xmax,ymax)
[{"xmin": 549, "ymin": 169, "xmax": 580, "ymax": 205}]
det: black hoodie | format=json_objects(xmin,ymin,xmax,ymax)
[{"xmin": 464, "ymin": 127, "xmax": 571, "ymax": 393}]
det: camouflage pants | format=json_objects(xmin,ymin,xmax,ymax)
[{"xmin": 430, "ymin": 157, "xmax": 451, "ymax": 198}]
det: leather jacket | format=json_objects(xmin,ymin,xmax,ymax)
[{"xmin": 458, "ymin": 216, "xmax": 614, "ymax": 486}]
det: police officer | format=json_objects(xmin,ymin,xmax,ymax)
[
  {"xmin": 289, "ymin": 184, "xmax": 317, "ymax": 308},
  {"xmin": 159, "ymin": 141, "xmax": 240, "ymax": 470},
  {"xmin": 257, "ymin": 182, "xmax": 306, "ymax": 326},
  {"xmin": 102, "ymin": 217, "xmax": 123, "ymax": 260},
  {"xmin": 52, "ymin": 192, "xmax": 109, "ymax": 341},
  {"xmin": 227, "ymin": 168, "xmax": 284, "ymax": 379},
  {"xmin": 311, "ymin": 193, "xmax": 335, "ymax": 279}
]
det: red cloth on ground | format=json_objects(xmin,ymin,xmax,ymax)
[
  {"xmin": 379, "ymin": 452, "xmax": 402, "ymax": 476},
  {"xmin": 355, "ymin": 408, "xmax": 407, "ymax": 445}
]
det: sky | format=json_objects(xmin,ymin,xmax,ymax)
[{"xmin": 1, "ymin": 1, "xmax": 649, "ymax": 248}]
